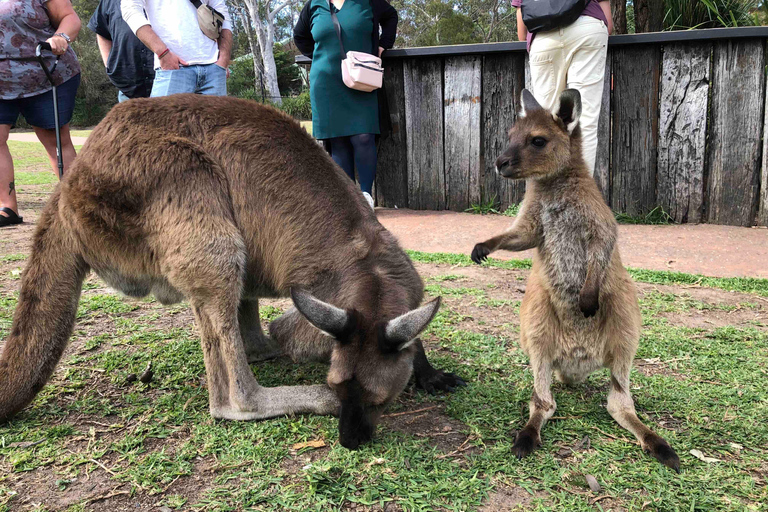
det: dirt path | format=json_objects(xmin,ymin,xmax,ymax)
[{"xmin": 376, "ymin": 208, "xmax": 768, "ymax": 279}]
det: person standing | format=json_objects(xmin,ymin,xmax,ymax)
[
  {"xmin": 514, "ymin": 0, "xmax": 612, "ymax": 175},
  {"xmin": 0, "ymin": 0, "xmax": 81, "ymax": 228},
  {"xmin": 294, "ymin": 0, "xmax": 398, "ymax": 209},
  {"xmin": 120, "ymin": 0, "xmax": 233, "ymax": 97},
  {"xmin": 88, "ymin": 0, "xmax": 155, "ymax": 102}
]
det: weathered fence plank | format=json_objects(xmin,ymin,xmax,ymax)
[
  {"xmin": 611, "ymin": 45, "xmax": 660, "ymax": 216},
  {"xmin": 706, "ymin": 39, "xmax": 765, "ymax": 226},
  {"xmin": 657, "ymin": 43, "xmax": 710, "ymax": 224},
  {"xmin": 759, "ymin": 44, "xmax": 768, "ymax": 227},
  {"xmin": 376, "ymin": 60, "xmax": 408, "ymax": 208},
  {"xmin": 594, "ymin": 51, "xmax": 612, "ymax": 202},
  {"xmin": 444, "ymin": 56, "xmax": 482, "ymax": 211},
  {"xmin": 481, "ymin": 53, "xmax": 526, "ymax": 210},
  {"xmin": 403, "ymin": 58, "xmax": 444, "ymax": 210}
]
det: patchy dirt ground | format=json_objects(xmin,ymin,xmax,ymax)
[{"xmin": 1, "ymin": 176, "xmax": 767, "ymax": 511}]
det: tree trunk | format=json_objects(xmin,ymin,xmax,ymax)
[
  {"xmin": 243, "ymin": 0, "xmax": 283, "ymax": 106},
  {"xmin": 237, "ymin": 6, "xmax": 264, "ymax": 95},
  {"xmin": 611, "ymin": 0, "xmax": 627, "ymax": 34},
  {"xmin": 634, "ymin": 0, "xmax": 664, "ymax": 33}
]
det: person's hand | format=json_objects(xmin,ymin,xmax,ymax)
[
  {"xmin": 159, "ymin": 50, "xmax": 188, "ymax": 70},
  {"xmin": 46, "ymin": 35, "xmax": 68, "ymax": 55},
  {"xmin": 378, "ymin": 46, "xmax": 385, "ymax": 58},
  {"xmin": 216, "ymin": 56, "xmax": 231, "ymax": 78}
]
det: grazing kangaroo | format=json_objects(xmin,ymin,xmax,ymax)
[
  {"xmin": 471, "ymin": 89, "xmax": 679, "ymax": 471},
  {"xmin": 0, "ymin": 94, "xmax": 464, "ymax": 450}
]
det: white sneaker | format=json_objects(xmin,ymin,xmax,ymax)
[{"xmin": 362, "ymin": 191, "xmax": 374, "ymax": 210}]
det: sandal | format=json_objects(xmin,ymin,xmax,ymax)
[{"xmin": 0, "ymin": 207, "xmax": 23, "ymax": 227}]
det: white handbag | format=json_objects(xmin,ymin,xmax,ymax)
[{"xmin": 327, "ymin": 0, "xmax": 383, "ymax": 92}]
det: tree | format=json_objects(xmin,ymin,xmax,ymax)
[
  {"xmin": 611, "ymin": 0, "xmax": 628, "ymax": 34},
  {"xmin": 239, "ymin": 0, "xmax": 294, "ymax": 105},
  {"xmin": 634, "ymin": 0, "xmax": 664, "ymax": 32}
]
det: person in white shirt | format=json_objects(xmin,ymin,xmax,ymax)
[{"xmin": 121, "ymin": 0, "xmax": 233, "ymax": 96}]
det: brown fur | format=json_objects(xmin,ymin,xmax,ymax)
[
  {"xmin": 0, "ymin": 95, "xmax": 462, "ymax": 443},
  {"xmin": 472, "ymin": 90, "xmax": 679, "ymax": 471}
]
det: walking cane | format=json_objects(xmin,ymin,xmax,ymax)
[{"xmin": 35, "ymin": 42, "xmax": 63, "ymax": 179}]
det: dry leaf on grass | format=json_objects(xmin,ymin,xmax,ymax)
[
  {"xmin": 690, "ymin": 449, "xmax": 722, "ymax": 463},
  {"xmin": 292, "ymin": 439, "xmax": 326, "ymax": 451},
  {"xmin": 585, "ymin": 475, "xmax": 601, "ymax": 493}
]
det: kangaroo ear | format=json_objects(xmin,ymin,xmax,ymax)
[
  {"xmin": 554, "ymin": 89, "xmax": 582, "ymax": 134},
  {"xmin": 291, "ymin": 288, "xmax": 352, "ymax": 339},
  {"xmin": 382, "ymin": 297, "xmax": 441, "ymax": 352},
  {"xmin": 519, "ymin": 89, "xmax": 542, "ymax": 118}
]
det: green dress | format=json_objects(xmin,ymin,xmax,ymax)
[{"xmin": 309, "ymin": 0, "xmax": 379, "ymax": 139}]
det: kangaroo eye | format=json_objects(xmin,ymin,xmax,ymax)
[{"xmin": 531, "ymin": 137, "xmax": 547, "ymax": 147}]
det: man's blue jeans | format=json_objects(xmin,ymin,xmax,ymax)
[{"xmin": 150, "ymin": 64, "xmax": 227, "ymax": 97}]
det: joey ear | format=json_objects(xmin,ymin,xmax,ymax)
[
  {"xmin": 520, "ymin": 89, "xmax": 542, "ymax": 117},
  {"xmin": 554, "ymin": 89, "xmax": 582, "ymax": 134},
  {"xmin": 291, "ymin": 287, "xmax": 351, "ymax": 339},
  {"xmin": 382, "ymin": 297, "xmax": 441, "ymax": 352}
]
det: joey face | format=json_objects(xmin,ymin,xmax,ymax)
[
  {"xmin": 495, "ymin": 89, "xmax": 582, "ymax": 180},
  {"xmin": 290, "ymin": 289, "xmax": 441, "ymax": 450}
]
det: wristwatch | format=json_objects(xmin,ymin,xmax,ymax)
[{"xmin": 55, "ymin": 32, "xmax": 71, "ymax": 43}]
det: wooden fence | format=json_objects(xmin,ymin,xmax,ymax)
[{"xmin": 297, "ymin": 27, "xmax": 768, "ymax": 226}]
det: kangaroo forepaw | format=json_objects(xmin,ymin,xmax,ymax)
[
  {"xmin": 645, "ymin": 436, "xmax": 680, "ymax": 472},
  {"xmin": 512, "ymin": 427, "xmax": 541, "ymax": 459},
  {"xmin": 415, "ymin": 368, "xmax": 467, "ymax": 395},
  {"xmin": 471, "ymin": 243, "xmax": 491, "ymax": 265}
]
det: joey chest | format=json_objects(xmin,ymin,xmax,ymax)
[{"xmin": 535, "ymin": 201, "xmax": 589, "ymax": 297}]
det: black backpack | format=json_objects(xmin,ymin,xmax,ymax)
[{"xmin": 521, "ymin": 0, "xmax": 589, "ymax": 34}]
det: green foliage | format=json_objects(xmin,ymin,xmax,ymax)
[
  {"xmin": 664, "ymin": 0, "xmax": 758, "ymax": 29},
  {"xmin": 466, "ymin": 196, "xmax": 500, "ymax": 215},
  {"xmin": 71, "ymin": 0, "xmax": 117, "ymax": 126},
  {"xmin": 614, "ymin": 205, "xmax": 674, "ymax": 225}
]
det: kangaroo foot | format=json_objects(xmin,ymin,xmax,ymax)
[
  {"xmin": 643, "ymin": 433, "xmax": 680, "ymax": 472},
  {"xmin": 512, "ymin": 426, "xmax": 542, "ymax": 459}
]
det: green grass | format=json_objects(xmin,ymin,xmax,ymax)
[
  {"xmin": 0, "ymin": 257, "xmax": 767, "ymax": 510},
  {"xmin": 407, "ymin": 250, "xmax": 768, "ymax": 297},
  {"xmin": 465, "ymin": 196, "xmax": 500, "ymax": 215},
  {"xmin": 614, "ymin": 205, "xmax": 674, "ymax": 225},
  {"xmin": 6, "ymin": 141, "xmax": 51, "ymax": 171}
]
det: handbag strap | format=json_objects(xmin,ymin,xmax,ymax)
[{"xmin": 327, "ymin": 0, "xmax": 347, "ymax": 58}]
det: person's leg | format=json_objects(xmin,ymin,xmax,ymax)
[
  {"xmin": 199, "ymin": 64, "xmax": 228, "ymax": 96},
  {"xmin": 528, "ymin": 30, "xmax": 568, "ymax": 113},
  {"xmin": 33, "ymin": 124, "xmax": 76, "ymax": 179},
  {"xmin": 329, "ymin": 136, "xmax": 355, "ymax": 182},
  {"xmin": 0, "ymin": 124, "xmax": 18, "ymax": 220},
  {"xmin": 151, "ymin": 67, "xmax": 198, "ymax": 97},
  {"xmin": 563, "ymin": 17, "xmax": 609, "ymax": 174},
  {"xmin": 349, "ymin": 133, "xmax": 376, "ymax": 195}
]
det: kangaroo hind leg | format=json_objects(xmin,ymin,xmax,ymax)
[
  {"xmin": 239, "ymin": 298, "xmax": 283, "ymax": 363},
  {"xmin": 607, "ymin": 360, "xmax": 680, "ymax": 472}
]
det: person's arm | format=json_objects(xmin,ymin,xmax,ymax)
[
  {"xmin": 45, "ymin": 0, "xmax": 82, "ymax": 56},
  {"xmin": 516, "ymin": 7, "xmax": 527, "ymax": 42},
  {"xmin": 599, "ymin": 0, "xmax": 613, "ymax": 34},
  {"xmin": 96, "ymin": 34, "xmax": 112, "ymax": 67},
  {"xmin": 293, "ymin": 1, "xmax": 315, "ymax": 59},
  {"xmin": 121, "ymin": 0, "xmax": 187, "ymax": 70},
  {"xmin": 216, "ymin": 29, "xmax": 233, "ymax": 74},
  {"xmin": 209, "ymin": 0, "xmax": 233, "ymax": 69},
  {"xmin": 377, "ymin": 0, "xmax": 398, "ymax": 57}
]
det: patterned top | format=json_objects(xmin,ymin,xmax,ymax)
[{"xmin": 0, "ymin": 0, "xmax": 81, "ymax": 100}]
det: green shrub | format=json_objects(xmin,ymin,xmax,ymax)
[
  {"xmin": 664, "ymin": 0, "xmax": 758, "ymax": 29},
  {"xmin": 271, "ymin": 92, "xmax": 311, "ymax": 120}
]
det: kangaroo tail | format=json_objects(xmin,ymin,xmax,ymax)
[{"xmin": 0, "ymin": 193, "xmax": 89, "ymax": 422}]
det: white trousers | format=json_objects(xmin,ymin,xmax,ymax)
[{"xmin": 528, "ymin": 16, "xmax": 609, "ymax": 175}]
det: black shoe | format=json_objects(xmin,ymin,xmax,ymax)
[{"xmin": 0, "ymin": 207, "xmax": 23, "ymax": 227}]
